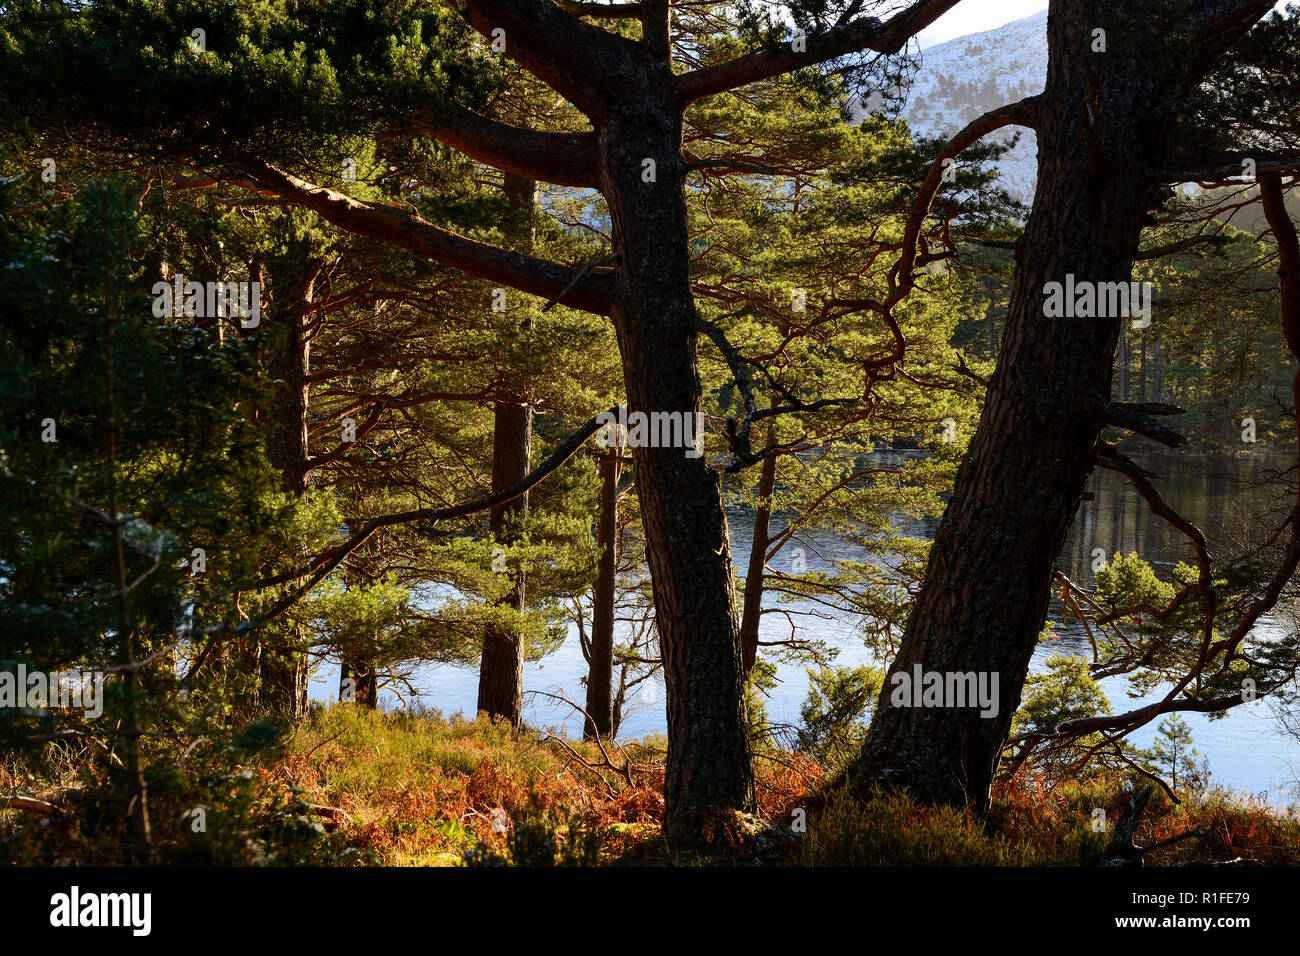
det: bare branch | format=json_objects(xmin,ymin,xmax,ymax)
[
  {"xmin": 1101, "ymin": 402, "xmax": 1188, "ymax": 447},
  {"xmin": 240, "ymin": 406, "xmax": 623, "ymax": 623}
]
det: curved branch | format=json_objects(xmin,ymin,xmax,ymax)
[
  {"xmin": 241, "ymin": 406, "xmax": 622, "ymax": 622},
  {"xmin": 1260, "ymin": 171, "xmax": 1300, "ymax": 357},
  {"xmin": 677, "ymin": 0, "xmax": 962, "ymax": 104},
  {"xmin": 891, "ymin": 96, "xmax": 1041, "ymax": 299},
  {"xmin": 1053, "ymin": 687, "xmax": 1267, "ymax": 738}
]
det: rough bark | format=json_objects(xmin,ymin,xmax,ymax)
[
  {"xmin": 846, "ymin": 0, "xmax": 1273, "ymax": 811},
  {"xmin": 259, "ymin": 242, "xmax": 320, "ymax": 722},
  {"xmin": 266, "ymin": 273, "xmax": 312, "ymax": 500},
  {"xmin": 258, "ymin": 644, "xmax": 308, "ymax": 721},
  {"xmin": 583, "ymin": 449, "xmax": 620, "ymax": 739},
  {"xmin": 477, "ymin": 172, "xmax": 535, "ymax": 726},
  {"xmin": 597, "ymin": 56, "xmax": 756, "ymax": 832}
]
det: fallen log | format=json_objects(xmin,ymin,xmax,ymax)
[
  {"xmin": 0, "ymin": 795, "xmax": 64, "ymax": 816},
  {"xmin": 1103, "ymin": 785, "xmax": 1205, "ymax": 866}
]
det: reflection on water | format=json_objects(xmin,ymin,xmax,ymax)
[
  {"xmin": 309, "ymin": 446, "xmax": 1300, "ymax": 805},
  {"xmin": 1057, "ymin": 449, "xmax": 1300, "ymax": 805}
]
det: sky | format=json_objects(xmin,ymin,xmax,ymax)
[
  {"xmin": 915, "ymin": 0, "xmax": 1294, "ymax": 47},
  {"xmin": 916, "ymin": 0, "xmax": 1046, "ymax": 46}
]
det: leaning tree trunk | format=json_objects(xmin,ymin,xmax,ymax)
[
  {"xmin": 477, "ymin": 172, "xmax": 535, "ymax": 725},
  {"xmin": 846, "ymin": 3, "xmax": 1197, "ymax": 811},
  {"xmin": 598, "ymin": 93, "xmax": 756, "ymax": 836},
  {"xmin": 739, "ymin": 425, "xmax": 778, "ymax": 676}
]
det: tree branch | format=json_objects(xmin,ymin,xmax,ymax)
[
  {"xmin": 411, "ymin": 104, "xmax": 599, "ymax": 187},
  {"xmin": 676, "ymin": 0, "xmax": 962, "ymax": 104},
  {"xmin": 1260, "ymin": 171, "xmax": 1300, "ymax": 357},
  {"xmin": 890, "ymin": 97, "xmax": 1040, "ymax": 300},
  {"xmin": 242, "ymin": 406, "xmax": 622, "ymax": 622},
  {"xmin": 1152, "ymin": 150, "xmax": 1300, "ymax": 185},
  {"xmin": 228, "ymin": 157, "xmax": 614, "ymax": 314},
  {"xmin": 555, "ymin": 1, "xmax": 643, "ymax": 17},
  {"xmin": 1101, "ymin": 401, "xmax": 1188, "ymax": 447},
  {"xmin": 463, "ymin": 0, "xmax": 643, "ymax": 116},
  {"xmin": 0, "ymin": 795, "xmax": 64, "ymax": 816}
]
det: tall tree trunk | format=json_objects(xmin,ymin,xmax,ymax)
[
  {"xmin": 266, "ymin": 290, "xmax": 310, "ymax": 500},
  {"xmin": 476, "ymin": 397, "xmax": 531, "ymax": 723},
  {"xmin": 584, "ymin": 448, "xmax": 621, "ymax": 739},
  {"xmin": 339, "ymin": 537, "xmax": 379, "ymax": 710},
  {"xmin": 101, "ymin": 277, "xmax": 151, "ymax": 863},
  {"xmin": 739, "ymin": 426, "xmax": 778, "ymax": 675},
  {"xmin": 259, "ymin": 242, "xmax": 318, "ymax": 721},
  {"xmin": 598, "ymin": 84, "xmax": 755, "ymax": 835},
  {"xmin": 845, "ymin": 2, "xmax": 1222, "ymax": 811},
  {"xmin": 477, "ymin": 172, "xmax": 535, "ymax": 725}
]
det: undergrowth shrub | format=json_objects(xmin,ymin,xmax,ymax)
[{"xmin": 804, "ymin": 788, "xmax": 1107, "ymax": 866}]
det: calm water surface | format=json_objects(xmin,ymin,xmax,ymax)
[{"xmin": 309, "ymin": 447, "xmax": 1300, "ymax": 805}]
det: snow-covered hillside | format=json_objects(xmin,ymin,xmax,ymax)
[
  {"xmin": 853, "ymin": 10, "xmax": 1048, "ymax": 205},
  {"xmin": 905, "ymin": 11, "xmax": 1046, "ymax": 203}
]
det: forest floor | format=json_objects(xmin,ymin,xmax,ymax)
[
  {"xmin": 261, "ymin": 706, "xmax": 1300, "ymax": 866},
  {"xmin": 4, "ymin": 704, "xmax": 1300, "ymax": 865}
]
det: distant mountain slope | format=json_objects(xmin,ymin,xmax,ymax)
[{"xmin": 852, "ymin": 10, "xmax": 1049, "ymax": 206}]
